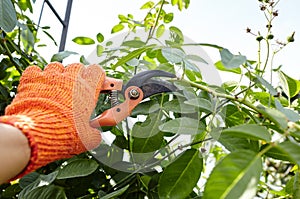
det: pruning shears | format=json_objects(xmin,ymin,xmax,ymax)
[{"xmin": 90, "ymin": 70, "xmax": 176, "ymax": 128}]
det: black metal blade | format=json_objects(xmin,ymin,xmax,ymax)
[
  {"xmin": 140, "ymin": 79, "xmax": 178, "ymax": 98},
  {"xmin": 122, "ymin": 70, "xmax": 177, "ymax": 99}
]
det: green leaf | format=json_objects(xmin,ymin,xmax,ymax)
[
  {"xmin": 220, "ymin": 48, "xmax": 246, "ymax": 69},
  {"xmin": 255, "ymin": 75, "xmax": 277, "ymax": 95},
  {"xmin": 184, "ymin": 98, "xmax": 212, "ymax": 113},
  {"xmin": 113, "ymin": 44, "xmax": 156, "ymax": 69},
  {"xmin": 122, "ymin": 40, "xmax": 146, "ymax": 48},
  {"xmin": 21, "ymin": 27, "xmax": 34, "ymax": 53},
  {"xmin": 223, "ymin": 104, "xmax": 245, "ymax": 126},
  {"xmin": 23, "ymin": 185, "xmax": 67, "ymax": 199},
  {"xmin": 18, "ymin": 172, "xmax": 59, "ymax": 199},
  {"xmin": 265, "ymin": 140, "xmax": 300, "ymax": 169},
  {"xmin": 158, "ymin": 149, "xmax": 203, "ymax": 199},
  {"xmin": 183, "ymin": 60, "xmax": 201, "ymax": 72},
  {"xmin": 0, "ymin": 0, "xmax": 17, "ymax": 32},
  {"xmin": 278, "ymin": 71, "xmax": 300, "ymax": 98},
  {"xmin": 161, "ymin": 47, "xmax": 185, "ymax": 63},
  {"xmin": 275, "ymin": 99, "xmax": 300, "ymax": 122},
  {"xmin": 163, "ymin": 99, "xmax": 197, "ymax": 113},
  {"xmin": 72, "ymin": 36, "xmax": 95, "ymax": 45},
  {"xmin": 171, "ymin": 0, "xmax": 179, "ymax": 6},
  {"xmin": 131, "ymin": 99, "xmax": 160, "ymax": 116},
  {"xmin": 140, "ymin": 1, "xmax": 154, "ymax": 9},
  {"xmin": 80, "ymin": 55, "xmax": 90, "ymax": 65},
  {"xmin": 100, "ymin": 185, "xmax": 130, "ymax": 199},
  {"xmin": 169, "ymin": 26, "xmax": 184, "ymax": 43},
  {"xmin": 186, "ymin": 54, "xmax": 208, "ymax": 64},
  {"xmin": 257, "ymin": 105, "xmax": 288, "ymax": 130},
  {"xmin": 96, "ymin": 32, "xmax": 104, "ymax": 43},
  {"xmin": 111, "ymin": 24, "xmax": 125, "ymax": 33},
  {"xmin": 221, "ymin": 124, "xmax": 271, "ymax": 141},
  {"xmin": 156, "ymin": 24, "xmax": 165, "ymax": 38},
  {"xmin": 56, "ymin": 159, "xmax": 98, "ymax": 179},
  {"xmin": 159, "ymin": 117, "xmax": 205, "ymax": 135},
  {"xmin": 17, "ymin": 0, "xmax": 33, "ymax": 12},
  {"xmin": 50, "ymin": 51, "xmax": 77, "ymax": 62},
  {"xmin": 203, "ymin": 150, "xmax": 262, "ymax": 199},
  {"xmin": 97, "ymin": 44, "xmax": 104, "ymax": 57},
  {"xmin": 215, "ymin": 60, "xmax": 241, "ymax": 74},
  {"xmin": 218, "ymin": 134, "xmax": 259, "ymax": 152},
  {"xmin": 19, "ymin": 172, "xmax": 40, "ymax": 188},
  {"xmin": 164, "ymin": 13, "xmax": 174, "ymax": 23},
  {"xmin": 293, "ymin": 172, "xmax": 300, "ymax": 198},
  {"xmin": 132, "ymin": 113, "xmax": 164, "ymax": 154}
]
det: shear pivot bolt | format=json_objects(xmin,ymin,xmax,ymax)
[{"xmin": 129, "ymin": 89, "xmax": 140, "ymax": 99}]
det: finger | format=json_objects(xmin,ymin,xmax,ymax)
[
  {"xmin": 43, "ymin": 62, "xmax": 65, "ymax": 73},
  {"xmin": 20, "ymin": 65, "xmax": 42, "ymax": 83},
  {"xmin": 81, "ymin": 64, "xmax": 106, "ymax": 99}
]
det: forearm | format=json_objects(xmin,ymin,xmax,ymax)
[{"xmin": 0, "ymin": 123, "xmax": 30, "ymax": 184}]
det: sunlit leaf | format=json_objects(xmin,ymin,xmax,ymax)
[
  {"xmin": 72, "ymin": 36, "xmax": 95, "ymax": 45},
  {"xmin": 156, "ymin": 24, "xmax": 165, "ymax": 38},
  {"xmin": 220, "ymin": 48, "xmax": 246, "ymax": 69},
  {"xmin": 158, "ymin": 149, "xmax": 203, "ymax": 199},
  {"xmin": 203, "ymin": 150, "xmax": 262, "ymax": 199},
  {"xmin": 169, "ymin": 26, "xmax": 184, "ymax": 43},
  {"xmin": 97, "ymin": 44, "xmax": 104, "ymax": 57},
  {"xmin": 171, "ymin": 0, "xmax": 178, "ymax": 6},
  {"xmin": 140, "ymin": 1, "xmax": 155, "ymax": 9},
  {"xmin": 111, "ymin": 24, "xmax": 124, "ymax": 33},
  {"xmin": 164, "ymin": 13, "xmax": 174, "ymax": 23},
  {"xmin": 96, "ymin": 32, "xmax": 104, "ymax": 43}
]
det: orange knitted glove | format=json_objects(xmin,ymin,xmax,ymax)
[{"xmin": 0, "ymin": 62, "xmax": 105, "ymax": 177}]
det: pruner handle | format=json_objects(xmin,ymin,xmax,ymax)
[{"xmin": 90, "ymin": 86, "xmax": 143, "ymax": 128}]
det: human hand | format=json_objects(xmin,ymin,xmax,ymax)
[{"xmin": 0, "ymin": 62, "xmax": 105, "ymax": 177}]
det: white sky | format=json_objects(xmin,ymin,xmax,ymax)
[{"xmin": 32, "ymin": 0, "xmax": 300, "ymax": 79}]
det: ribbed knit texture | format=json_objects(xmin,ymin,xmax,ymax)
[{"xmin": 0, "ymin": 62, "xmax": 105, "ymax": 178}]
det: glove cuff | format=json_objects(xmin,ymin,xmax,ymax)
[{"xmin": 0, "ymin": 111, "xmax": 81, "ymax": 178}]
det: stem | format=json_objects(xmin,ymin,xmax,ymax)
[
  {"xmin": 257, "ymin": 40, "xmax": 262, "ymax": 72},
  {"xmin": 146, "ymin": 0, "xmax": 165, "ymax": 42},
  {"xmin": 261, "ymin": 39, "xmax": 270, "ymax": 74},
  {"xmin": 183, "ymin": 80, "xmax": 263, "ymax": 115},
  {"xmin": 2, "ymin": 40, "xmax": 23, "ymax": 75}
]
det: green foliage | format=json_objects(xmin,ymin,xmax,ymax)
[{"xmin": 1, "ymin": 0, "xmax": 300, "ymax": 199}]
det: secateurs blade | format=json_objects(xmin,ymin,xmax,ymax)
[{"xmin": 90, "ymin": 70, "xmax": 177, "ymax": 128}]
